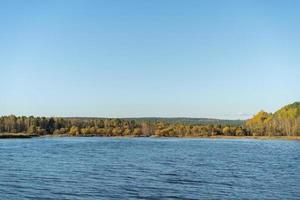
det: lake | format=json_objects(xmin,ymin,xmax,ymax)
[{"xmin": 0, "ymin": 137, "xmax": 299, "ymax": 199}]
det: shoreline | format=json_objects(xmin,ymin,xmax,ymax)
[
  {"xmin": 0, "ymin": 133, "xmax": 38, "ymax": 139},
  {"xmin": 184, "ymin": 135, "xmax": 300, "ymax": 140},
  {"xmin": 1, "ymin": 133, "xmax": 299, "ymax": 140}
]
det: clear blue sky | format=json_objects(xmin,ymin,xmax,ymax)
[{"xmin": 0, "ymin": 0, "xmax": 299, "ymax": 119}]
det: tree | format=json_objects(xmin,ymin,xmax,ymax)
[
  {"xmin": 132, "ymin": 128, "xmax": 142, "ymax": 136},
  {"xmin": 69, "ymin": 126, "xmax": 80, "ymax": 136},
  {"xmin": 222, "ymin": 127, "xmax": 231, "ymax": 136},
  {"xmin": 27, "ymin": 125, "xmax": 37, "ymax": 134},
  {"xmin": 141, "ymin": 122, "xmax": 154, "ymax": 136}
]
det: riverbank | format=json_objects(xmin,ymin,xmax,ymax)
[
  {"xmin": 0, "ymin": 133, "xmax": 38, "ymax": 139},
  {"xmin": 49, "ymin": 134, "xmax": 300, "ymax": 140},
  {"xmin": 193, "ymin": 135, "xmax": 300, "ymax": 140},
  {"xmin": 1, "ymin": 133, "xmax": 300, "ymax": 140}
]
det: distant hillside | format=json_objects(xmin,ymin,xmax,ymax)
[
  {"xmin": 126, "ymin": 118, "xmax": 244, "ymax": 126},
  {"xmin": 64, "ymin": 117, "xmax": 244, "ymax": 126},
  {"xmin": 272, "ymin": 102, "xmax": 300, "ymax": 119},
  {"xmin": 246, "ymin": 102, "xmax": 300, "ymax": 136}
]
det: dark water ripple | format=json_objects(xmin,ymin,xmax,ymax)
[{"xmin": 0, "ymin": 137, "xmax": 299, "ymax": 199}]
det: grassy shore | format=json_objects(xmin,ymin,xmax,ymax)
[
  {"xmin": 190, "ymin": 135, "xmax": 300, "ymax": 140},
  {"xmin": 0, "ymin": 133, "xmax": 37, "ymax": 139},
  {"xmin": 1, "ymin": 133, "xmax": 300, "ymax": 140}
]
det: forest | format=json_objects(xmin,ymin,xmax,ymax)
[{"xmin": 0, "ymin": 102, "xmax": 299, "ymax": 137}]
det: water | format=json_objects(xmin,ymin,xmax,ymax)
[{"xmin": 0, "ymin": 137, "xmax": 299, "ymax": 200}]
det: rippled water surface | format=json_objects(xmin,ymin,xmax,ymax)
[{"xmin": 0, "ymin": 137, "xmax": 299, "ymax": 199}]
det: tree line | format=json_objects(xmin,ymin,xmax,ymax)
[
  {"xmin": 0, "ymin": 115, "xmax": 250, "ymax": 137},
  {"xmin": 3, "ymin": 115, "xmax": 297, "ymax": 137},
  {"xmin": 245, "ymin": 111, "xmax": 300, "ymax": 136},
  {"xmin": 1, "ymin": 102, "xmax": 299, "ymax": 137}
]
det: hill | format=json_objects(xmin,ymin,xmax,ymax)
[
  {"xmin": 64, "ymin": 117, "xmax": 244, "ymax": 126},
  {"xmin": 272, "ymin": 102, "xmax": 300, "ymax": 119},
  {"xmin": 246, "ymin": 102, "xmax": 300, "ymax": 136}
]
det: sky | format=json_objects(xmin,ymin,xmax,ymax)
[{"xmin": 0, "ymin": 0, "xmax": 299, "ymax": 119}]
